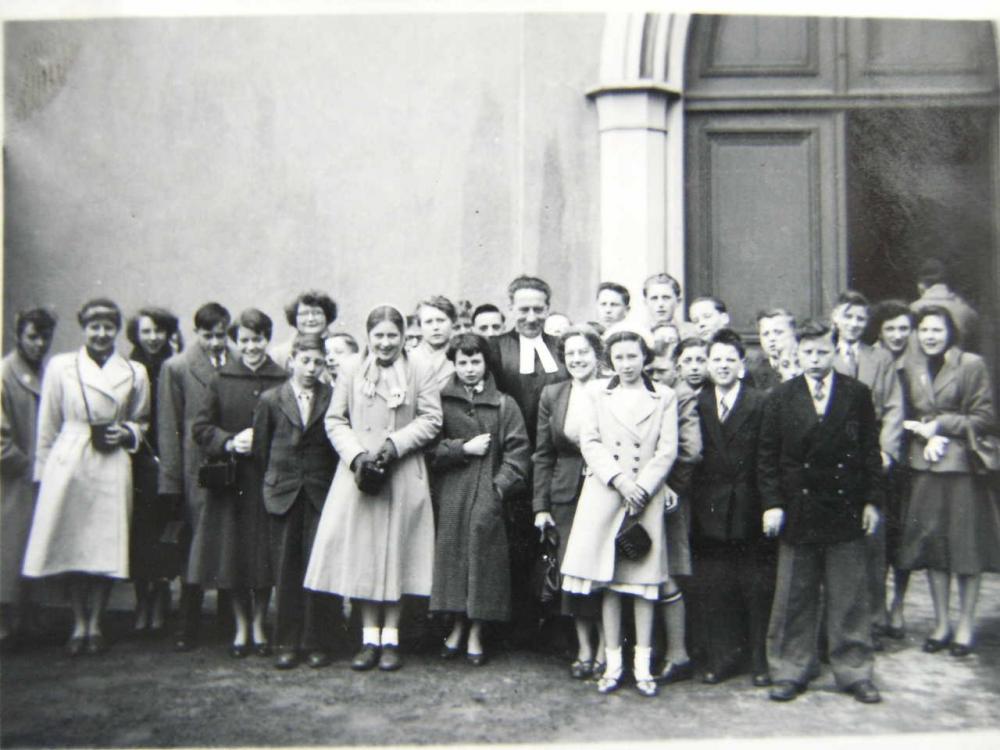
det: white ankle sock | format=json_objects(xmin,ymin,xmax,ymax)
[
  {"xmin": 605, "ymin": 646, "xmax": 623, "ymax": 678},
  {"xmin": 381, "ymin": 627, "xmax": 399, "ymax": 647},
  {"xmin": 634, "ymin": 646, "xmax": 653, "ymax": 681},
  {"xmin": 362, "ymin": 627, "xmax": 381, "ymax": 646}
]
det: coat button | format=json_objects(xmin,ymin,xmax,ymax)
[
  {"xmin": 633, "ymin": 442, "xmax": 640, "ymax": 448},
  {"xmin": 613, "ymin": 455, "xmax": 620, "ymax": 460},
  {"xmin": 802, "ymin": 489, "xmax": 809, "ymax": 495},
  {"xmin": 837, "ymin": 463, "xmax": 844, "ymax": 469},
  {"xmin": 803, "ymin": 462, "xmax": 810, "ymax": 469},
  {"xmin": 838, "ymin": 490, "xmax": 845, "ymax": 495}
]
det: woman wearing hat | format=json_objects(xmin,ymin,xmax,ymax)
[
  {"xmin": 304, "ymin": 305, "xmax": 442, "ymax": 672},
  {"xmin": 23, "ymin": 298, "xmax": 151, "ymax": 655}
]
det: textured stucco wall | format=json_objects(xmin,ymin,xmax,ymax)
[{"xmin": 4, "ymin": 14, "xmax": 602, "ymax": 353}]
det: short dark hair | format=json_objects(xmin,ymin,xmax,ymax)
[
  {"xmin": 284, "ymin": 291, "xmax": 337, "ymax": 328},
  {"xmin": 556, "ymin": 324, "xmax": 604, "ymax": 365},
  {"xmin": 228, "ymin": 308, "xmax": 273, "ymax": 342},
  {"xmin": 796, "ymin": 319, "xmax": 839, "ymax": 347},
  {"xmin": 126, "ymin": 307, "xmax": 180, "ymax": 348},
  {"xmin": 914, "ymin": 305, "xmax": 958, "ymax": 349},
  {"xmin": 870, "ymin": 299, "xmax": 914, "ymax": 332},
  {"xmin": 756, "ymin": 308, "xmax": 797, "ymax": 330},
  {"xmin": 455, "ymin": 299, "xmax": 474, "ymax": 318},
  {"xmin": 291, "ymin": 333, "xmax": 326, "ymax": 356},
  {"xmin": 507, "ymin": 275, "xmax": 552, "ymax": 305},
  {"xmin": 77, "ymin": 298, "xmax": 122, "ymax": 329},
  {"xmin": 605, "ymin": 330, "xmax": 653, "ymax": 366},
  {"xmin": 15, "ymin": 307, "xmax": 57, "ymax": 338},
  {"xmin": 416, "ymin": 295, "xmax": 458, "ymax": 323},
  {"xmin": 690, "ymin": 295, "xmax": 727, "ymax": 314},
  {"xmin": 193, "ymin": 302, "xmax": 230, "ymax": 332},
  {"xmin": 708, "ymin": 328, "xmax": 746, "ymax": 359},
  {"xmin": 642, "ymin": 272, "xmax": 682, "ymax": 299},
  {"xmin": 405, "ymin": 314, "xmax": 420, "ymax": 329},
  {"xmin": 917, "ymin": 258, "xmax": 947, "ymax": 287},
  {"xmin": 446, "ymin": 332, "xmax": 494, "ymax": 375},
  {"xmin": 673, "ymin": 336, "xmax": 708, "ymax": 363},
  {"xmin": 652, "ymin": 339, "xmax": 675, "ymax": 359},
  {"xmin": 326, "ymin": 332, "xmax": 359, "ymax": 354},
  {"xmin": 472, "ymin": 303, "xmax": 504, "ymax": 325},
  {"xmin": 835, "ymin": 289, "xmax": 870, "ymax": 310},
  {"xmin": 596, "ymin": 281, "xmax": 630, "ymax": 308}
]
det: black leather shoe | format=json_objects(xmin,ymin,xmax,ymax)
[
  {"xmin": 254, "ymin": 642, "xmax": 272, "ymax": 657},
  {"xmin": 275, "ymin": 650, "xmax": 300, "ymax": 670},
  {"xmin": 351, "ymin": 644, "xmax": 380, "ymax": 671},
  {"xmin": 466, "ymin": 651, "xmax": 487, "ymax": 667},
  {"xmin": 922, "ymin": 633, "xmax": 952, "ymax": 653},
  {"xmin": 440, "ymin": 643, "xmax": 461, "ymax": 660},
  {"xmin": 769, "ymin": 680, "xmax": 804, "ymax": 702},
  {"xmin": 569, "ymin": 659, "xmax": 594, "ymax": 680},
  {"xmin": 65, "ymin": 635, "xmax": 86, "ymax": 657},
  {"xmin": 307, "ymin": 651, "xmax": 332, "ymax": 668},
  {"xmin": 883, "ymin": 625, "xmax": 905, "ymax": 640},
  {"xmin": 752, "ymin": 672, "xmax": 773, "ymax": 688},
  {"xmin": 655, "ymin": 659, "xmax": 694, "ymax": 684},
  {"xmin": 702, "ymin": 671, "xmax": 724, "ymax": 685},
  {"xmin": 85, "ymin": 634, "xmax": 109, "ymax": 655},
  {"xmin": 949, "ymin": 642, "xmax": 974, "ymax": 658},
  {"xmin": 847, "ymin": 679, "xmax": 881, "ymax": 704},
  {"xmin": 379, "ymin": 645, "xmax": 402, "ymax": 671},
  {"xmin": 229, "ymin": 644, "xmax": 250, "ymax": 659}
]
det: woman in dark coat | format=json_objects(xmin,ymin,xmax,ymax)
[
  {"xmin": 191, "ymin": 308, "xmax": 286, "ymax": 657},
  {"xmin": 126, "ymin": 307, "xmax": 182, "ymax": 633},
  {"xmin": 430, "ymin": 333, "xmax": 530, "ymax": 664},
  {"xmin": 532, "ymin": 325, "xmax": 606, "ymax": 679},
  {"xmin": 899, "ymin": 305, "xmax": 1000, "ymax": 657}
]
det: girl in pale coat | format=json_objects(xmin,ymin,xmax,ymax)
[
  {"xmin": 23, "ymin": 299, "xmax": 150, "ymax": 656},
  {"xmin": 305, "ymin": 305, "xmax": 442, "ymax": 673},
  {"xmin": 561, "ymin": 330, "xmax": 678, "ymax": 697}
]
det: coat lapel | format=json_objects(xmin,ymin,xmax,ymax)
[
  {"xmin": 931, "ymin": 348, "xmax": 961, "ymax": 399},
  {"xmin": 698, "ymin": 386, "xmax": 726, "ymax": 456},
  {"xmin": 603, "ymin": 385, "xmax": 658, "ymax": 442},
  {"xmin": 722, "ymin": 385, "xmax": 753, "ymax": 442},
  {"xmin": 550, "ymin": 380, "xmax": 572, "ymax": 447},
  {"xmin": 278, "ymin": 382, "xmax": 303, "ymax": 429},
  {"xmin": 855, "ymin": 344, "xmax": 876, "ymax": 385},
  {"xmin": 10, "ymin": 352, "xmax": 41, "ymax": 396},
  {"xmin": 188, "ymin": 345, "xmax": 218, "ymax": 388},
  {"xmin": 76, "ymin": 348, "xmax": 134, "ymax": 406},
  {"xmin": 305, "ymin": 383, "xmax": 332, "ymax": 431}
]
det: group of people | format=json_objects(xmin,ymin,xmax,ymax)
[{"xmin": 2, "ymin": 258, "xmax": 997, "ymax": 706}]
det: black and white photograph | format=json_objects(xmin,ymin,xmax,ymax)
[{"xmin": 1, "ymin": 0, "xmax": 999, "ymax": 747}]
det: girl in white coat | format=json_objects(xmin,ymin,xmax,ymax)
[
  {"xmin": 23, "ymin": 299, "xmax": 149, "ymax": 656},
  {"xmin": 561, "ymin": 330, "xmax": 678, "ymax": 697}
]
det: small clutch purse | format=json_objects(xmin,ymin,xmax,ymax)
[
  {"xmin": 197, "ymin": 456, "xmax": 238, "ymax": 490},
  {"xmin": 90, "ymin": 423, "xmax": 120, "ymax": 454},
  {"xmin": 615, "ymin": 513, "xmax": 651, "ymax": 562},
  {"xmin": 357, "ymin": 459, "xmax": 388, "ymax": 496}
]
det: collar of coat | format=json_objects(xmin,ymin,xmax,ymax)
[
  {"xmin": 605, "ymin": 373, "xmax": 658, "ymax": 393},
  {"xmin": 441, "ymin": 373, "xmax": 502, "ymax": 406},
  {"xmin": 76, "ymin": 347, "xmax": 137, "ymax": 401},
  {"xmin": 217, "ymin": 355, "xmax": 287, "ymax": 381}
]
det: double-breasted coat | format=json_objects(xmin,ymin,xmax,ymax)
[
  {"xmin": 1, "ymin": 351, "xmax": 43, "ymax": 600},
  {"xmin": 757, "ymin": 373, "xmax": 885, "ymax": 546},
  {"xmin": 304, "ymin": 354, "xmax": 442, "ymax": 601},
  {"xmin": 561, "ymin": 377, "xmax": 678, "ymax": 588},
  {"xmin": 189, "ymin": 357, "xmax": 287, "ymax": 589},
  {"xmin": 898, "ymin": 347, "xmax": 1000, "ymax": 573},
  {"xmin": 23, "ymin": 349, "xmax": 150, "ymax": 579},
  {"xmin": 429, "ymin": 374, "xmax": 530, "ymax": 621}
]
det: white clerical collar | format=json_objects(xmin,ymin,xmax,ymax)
[{"xmin": 518, "ymin": 334, "xmax": 559, "ymax": 375}]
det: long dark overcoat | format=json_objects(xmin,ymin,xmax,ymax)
[{"xmin": 429, "ymin": 374, "xmax": 530, "ymax": 622}]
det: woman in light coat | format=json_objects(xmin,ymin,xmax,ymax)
[
  {"xmin": 23, "ymin": 298, "xmax": 150, "ymax": 655},
  {"xmin": 305, "ymin": 305, "xmax": 442, "ymax": 673},
  {"xmin": 561, "ymin": 329, "xmax": 678, "ymax": 697}
]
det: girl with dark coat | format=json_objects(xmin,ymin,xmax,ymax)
[
  {"xmin": 430, "ymin": 333, "xmax": 531, "ymax": 664},
  {"xmin": 126, "ymin": 307, "xmax": 182, "ymax": 633},
  {"xmin": 191, "ymin": 308, "xmax": 287, "ymax": 657}
]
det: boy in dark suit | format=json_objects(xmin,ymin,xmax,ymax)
[
  {"xmin": 758, "ymin": 320, "xmax": 884, "ymax": 704},
  {"xmin": 690, "ymin": 329, "xmax": 774, "ymax": 687},
  {"xmin": 253, "ymin": 334, "xmax": 338, "ymax": 669}
]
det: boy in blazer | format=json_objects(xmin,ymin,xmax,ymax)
[
  {"xmin": 253, "ymin": 334, "xmax": 338, "ymax": 669},
  {"xmin": 758, "ymin": 321, "xmax": 884, "ymax": 704},
  {"xmin": 690, "ymin": 329, "xmax": 773, "ymax": 686},
  {"xmin": 158, "ymin": 302, "xmax": 236, "ymax": 651},
  {"xmin": 831, "ymin": 290, "xmax": 904, "ymax": 642}
]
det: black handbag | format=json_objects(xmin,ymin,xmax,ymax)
[
  {"xmin": 197, "ymin": 455, "xmax": 238, "ymax": 490},
  {"xmin": 966, "ymin": 424, "xmax": 1000, "ymax": 474},
  {"xmin": 530, "ymin": 525, "xmax": 561, "ymax": 604},
  {"xmin": 615, "ymin": 512, "xmax": 652, "ymax": 562},
  {"xmin": 357, "ymin": 457, "xmax": 389, "ymax": 495}
]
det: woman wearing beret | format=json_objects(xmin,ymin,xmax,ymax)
[{"xmin": 23, "ymin": 298, "xmax": 150, "ymax": 655}]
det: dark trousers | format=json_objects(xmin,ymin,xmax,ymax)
[
  {"xmin": 691, "ymin": 539, "xmax": 776, "ymax": 675},
  {"xmin": 767, "ymin": 537, "xmax": 874, "ymax": 688},
  {"xmin": 865, "ymin": 520, "xmax": 888, "ymax": 627},
  {"xmin": 270, "ymin": 492, "xmax": 334, "ymax": 652}
]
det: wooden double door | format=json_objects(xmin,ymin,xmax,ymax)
[{"xmin": 684, "ymin": 15, "xmax": 999, "ymax": 367}]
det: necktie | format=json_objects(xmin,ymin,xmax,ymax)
[
  {"xmin": 844, "ymin": 345, "xmax": 857, "ymax": 376},
  {"xmin": 812, "ymin": 377, "xmax": 825, "ymax": 403},
  {"xmin": 719, "ymin": 397, "xmax": 730, "ymax": 422},
  {"xmin": 297, "ymin": 391, "xmax": 312, "ymax": 423}
]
